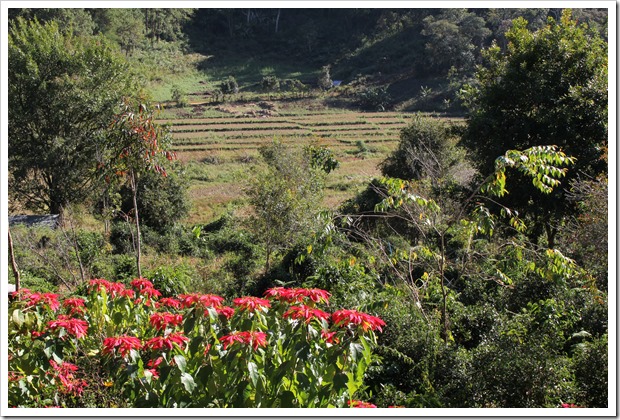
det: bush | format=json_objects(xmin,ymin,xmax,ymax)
[
  {"xmin": 118, "ymin": 167, "xmax": 190, "ymax": 234},
  {"xmin": 260, "ymin": 75, "xmax": 280, "ymax": 92},
  {"xmin": 145, "ymin": 265, "xmax": 194, "ymax": 298},
  {"xmin": 8, "ymin": 283, "xmax": 386, "ymax": 407},
  {"xmin": 573, "ymin": 334, "xmax": 608, "ymax": 407},
  {"xmin": 380, "ymin": 114, "xmax": 463, "ymax": 181},
  {"xmin": 170, "ymin": 85, "xmax": 189, "ymax": 108},
  {"xmin": 355, "ymin": 85, "xmax": 392, "ymax": 111},
  {"xmin": 219, "ymin": 75, "xmax": 239, "ymax": 95}
]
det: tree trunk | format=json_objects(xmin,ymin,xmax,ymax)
[
  {"xmin": 8, "ymin": 227, "xmax": 20, "ymax": 291},
  {"xmin": 275, "ymin": 9, "xmax": 281, "ymax": 33},
  {"xmin": 545, "ymin": 222, "xmax": 557, "ymax": 249},
  {"xmin": 439, "ymin": 234, "xmax": 449, "ymax": 342},
  {"xmin": 131, "ymin": 171, "xmax": 142, "ymax": 278}
]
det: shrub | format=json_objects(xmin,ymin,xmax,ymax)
[
  {"xmin": 170, "ymin": 85, "xmax": 189, "ymax": 108},
  {"xmin": 260, "ymin": 75, "xmax": 280, "ymax": 92},
  {"xmin": 355, "ymin": 85, "xmax": 392, "ymax": 111},
  {"xmin": 219, "ymin": 76, "xmax": 239, "ymax": 95},
  {"xmin": 145, "ymin": 265, "xmax": 194, "ymax": 298},
  {"xmin": 8, "ymin": 283, "xmax": 386, "ymax": 408}
]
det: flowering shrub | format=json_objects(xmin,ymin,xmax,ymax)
[{"xmin": 8, "ymin": 280, "xmax": 386, "ymax": 408}]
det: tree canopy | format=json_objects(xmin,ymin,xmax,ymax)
[
  {"xmin": 460, "ymin": 10, "xmax": 608, "ymax": 245},
  {"xmin": 8, "ymin": 18, "xmax": 136, "ymax": 215}
]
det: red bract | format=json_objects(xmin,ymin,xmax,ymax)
[
  {"xmin": 140, "ymin": 287, "xmax": 162, "ymax": 299},
  {"xmin": 63, "ymin": 297, "xmax": 86, "ymax": 316},
  {"xmin": 89, "ymin": 279, "xmax": 130, "ymax": 298},
  {"xmin": 283, "ymin": 305, "xmax": 330, "ymax": 324},
  {"xmin": 561, "ymin": 403, "xmax": 581, "ymax": 408},
  {"xmin": 214, "ymin": 306, "xmax": 235, "ymax": 319},
  {"xmin": 321, "ymin": 330, "xmax": 340, "ymax": 344},
  {"xmin": 349, "ymin": 400, "xmax": 377, "ymax": 408},
  {"xmin": 144, "ymin": 332, "xmax": 189, "ymax": 351},
  {"xmin": 130, "ymin": 277, "xmax": 154, "ymax": 291},
  {"xmin": 264, "ymin": 287, "xmax": 330, "ymax": 304},
  {"xmin": 31, "ymin": 330, "xmax": 45, "ymax": 340},
  {"xmin": 26, "ymin": 292, "xmax": 60, "ymax": 312},
  {"xmin": 220, "ymin": 331, "xmax": 268, "ymax": 351},
  {"xmin": 47, "ymin": 315, "xmax": 89, "ymax": 339},
  {"xmin": 147, "ymin": 357, "xmax": 163, "ymax": 369},
  {"xmin": 10, "ymin": 288, "xmax": 32, "ymax": 300},
  {"xmin": 299, "ymin": 288, "xmax": 331, "ymax": 304},
  {"xmin": 48, "ymin": 360, "xmax": 87, "ymax": 396},
  {"xmin": 178, "ymin": 293, "xmax": 225, "ymax": 309},
  {"xmin": 103, "ymin": 336, "xmax": 143, "ymax": 358},
  {"xmin": 233, "ymin": 296, "xmax": 271, "ymax": 312},
  {"xmin": 150, "ymin": 312, "xmax": 183, "ymax": 330},
  {"xmin": 156, "ymin": 297, "xmax": 182, "ymax": 310},
  {"xmin": 332, "ymin": 309, "xmax": 386, "ymax": 332}
]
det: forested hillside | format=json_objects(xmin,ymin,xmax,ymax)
[{"xmin": 7, "ymin": 8, "xmax": 610, "ymax": 410}]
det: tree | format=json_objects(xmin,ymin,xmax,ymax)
[
  {"xmin": 106, "ymin": 100, "xmax": 176, "ymax": 277},
  {"xmin": 141, "ymin": 8, "xmax": 195, "ymax": 44},
  {"xmin": 380, "ymin": 114, "xmax": 464, "ymax": 183},
  {"xmin": 421, "ymin": 9, "xmax": 491, "ymax": 75},
  {"xmin": 8, "ymin": 18, "xmax": 135, "ymax": 216},
  {"xmin": 245, "ymin": 142, "xmax": 331, "ymax": 271},
  {"xmin": 460, "ymin": 10, "xmax": 607, "ymax": 247}
]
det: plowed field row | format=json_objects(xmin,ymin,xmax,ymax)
[
  {"xmin": 157, "ymin": 110, "xmax": 429, "ymax": 223},
  {"xmin": 164, "ymin": 113, "xmax": 409, "ymax": 153}
]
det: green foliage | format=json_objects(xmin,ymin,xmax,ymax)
[
  {"xmin": 170, "ymin": 85, "xmax": 189, "ymax": 108},
  {"xmin": 572, "ymin": 334, "xmax": 608, "ymax": 407},
  {"xmin": 8, "ymin": 283, "xmax": 384, "ymax": 407},
  {"xmin": 317, "ymin": 65, "xmax": 332, "ymax": 90},
  {"xmin": 260, "ymin": 75, "xmax": 280, "ymax": 92},
  {"xmin": 118, "ymin": 165, "xmax": 190, "ymax": 234},
  {"xmin": 304, "ymin": 145, "xmax": 339, "ymax": 174},
  {"xmin": 8, "ymin": 18, "xmax": 135, "ymax": 214},
  {"xmin": 219, "ymin": 75, "xmax": 239, "ymax": 95},
  {"xmin": 145, "ymin": 265, "xmax": 194, "ymax": 297},
  {"xmin": 460, "ymin": 11, "xmax": 608, "ymax": 246},
  {"xmin": 421, "ymin": 9, "xmax": 491, "ymax": 75},
  {"xmin": 246, "ymin": 142, "xmax": 328, "ymax": 270},
  {"xmin": 355, "ymin": 85, "xmax": 392, "ymax": 111},
  {"xmin": 380, "ymin": 114, "xmax": 464, "ymax": 181}
]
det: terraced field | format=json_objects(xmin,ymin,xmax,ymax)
[
  {"xmin": 156, "ymin": 107, "xmax": 457, "ymax": 224},
  {"xmin": 161, "ymin": 112, "xmax": 410, "ymax": 157}
]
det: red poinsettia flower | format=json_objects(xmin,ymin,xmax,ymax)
[
  {"xmin": 149, "ymin": 312, "xmax": 183, "ymax": 330},
  {"xmin": 233, "ymin": 296, "xmax": 271, "ymax": 312},
  {"xmin": 349, "ymin": 400, "xmax": 377, "ymax": 408},
  {"xmin": 130, "ymin": 277, "xmax": 154, "ymax": 291},
  {"xmin": 89, "ymin": 279, "xmax": 130, "ymax": 298},
  {"xmin": 10, "ymin": 288, "xmax": 32, "ymax": 300},
  {"xmin": 264, "ymin": 287, "xmax": 331, "ymax": 304},
  {"xmin": 321, "ymin": 330, "xmax": 340, "ymax": 344},
  {"xmin": 20, "ymin": 291, "xmax": 60, "ymax": 312},
  {"xmin": 140, "ymin": 287, "xmax": 162, "ymax": 299},
  {"xmin": 144, "ymin": 356, "xmax": 164, "ymax": 378},
  {"xmin": 298, "ymin": 288, "xmax": 331, "ymax": 304},
  {"xmin": 47, "ymin": 315, "xmax": 89, "ymax": 339},
  {"xmin": 332, "ymin": 309, "xmax": 386, "ymax": 332},
  {"xmin": 219, "ymin": 331, "xmax": 268, "ymax": 351},
  {"xmin": 144, "ymin": 332, "xmax": 190, "ymax": 351},
  {"xmin": 156, "ymin": 297, "xmax": 182, "ymax": 310},
  {"xmin": 63, "ymin": 297, "xmax": 86, "ymax": 316},
  {"xmin": 178, "ymin": 293, "xmax": 225, "ymax": 309},
  {"xmin": 214, "ymin": 306, "xmax": 235, "ymax": 319},
  {"xmin": 283, "ymin": 305, "xmax": 330, "ymax": 324},
  {"xmin": 103, "ymin": 335, "xmax": 143, "ymax": 358},
  {"xmin": 48, "ymin": 360, "xmax": 88, "ymax": 396}
]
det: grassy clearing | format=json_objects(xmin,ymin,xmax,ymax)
[{"xmin": 156, "ymin": 97, "xmax": 461, "ymax": 224}]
